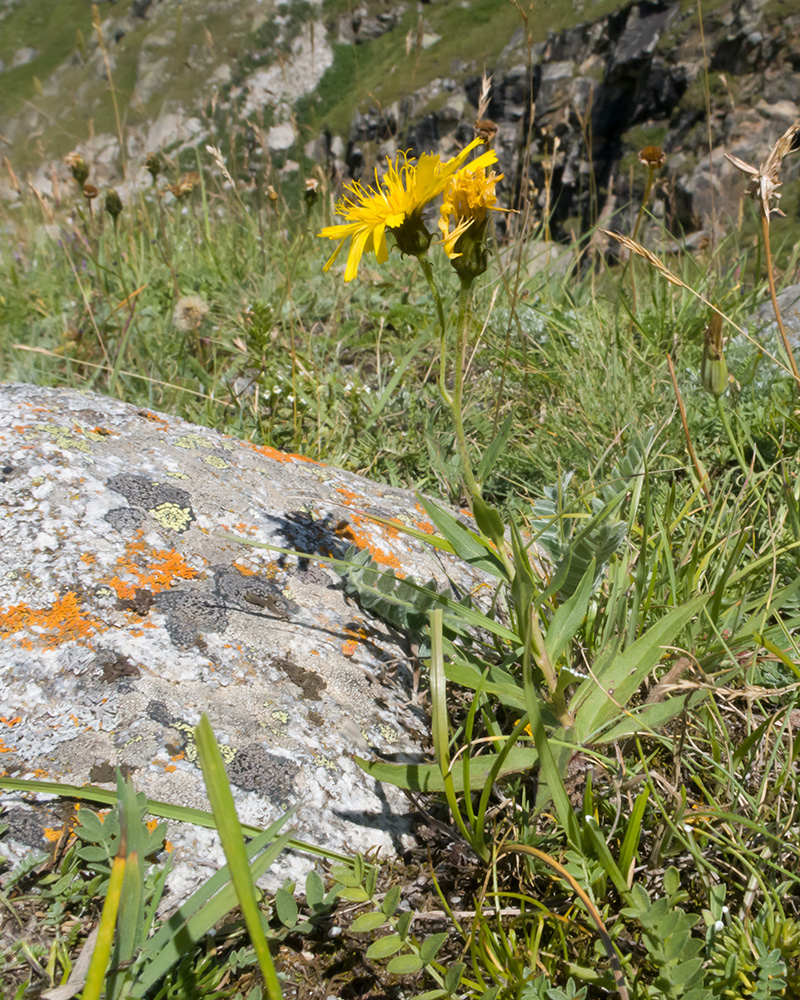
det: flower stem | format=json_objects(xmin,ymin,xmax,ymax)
[
  {"xmin": 629, "ymin": 165, "xmax": 656, "ymax": 315},
  {"xmin": 418, "ymin": 257, "xmax": 452, "ymax": 405},
  {"xmin": 761, "ymin": 211, "xmax": 800, "ymax": 392},
  {"xmin": 452, "ymin": 276, "xmax": 482, "ymax": 501}
]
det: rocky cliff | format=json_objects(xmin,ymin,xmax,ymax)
[{"xmin": 1, "ymin": 0, "xmax": 798, "ymax": 244}]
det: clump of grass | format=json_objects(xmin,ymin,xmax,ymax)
[{"xmin": 4, "ymin": 75, "xmax": 800, "ymax": 1000}]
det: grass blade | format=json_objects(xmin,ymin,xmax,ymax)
[{"xmin": 194, "ymin": 713, "xmax": 285, "ymax": 1000}]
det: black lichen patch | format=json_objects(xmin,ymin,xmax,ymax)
[
  {"xmin": 97, "ymin": 649, "xmax": 140, "ymax": 682},
  {"xmin": 227, "ymin": 744, "xmax": 299, "ymax": 803},
  {"xmin": 271, "ymin": 654, "xmax": 326, "ymax": 700},
  {"xmin": 266, "ymin": 510, "xmax": 349, "ymax": 571},
  {"xmin": 214, "ymin": 566, "xmax": 300, "ymax": 619},
  {"xmin": 89, "ymin": 761, "xmax": 136, "ymax": 783},
  {"xmin": 3, "ymin": 807, "xmax": 58, "ymax": 849},
  {"xmin": 117, "ymin": 588, "xmax": 154, "ymax": 616},
  {"xmin": 154, "ymin": 589, "xmax": 228, "ymax": 646},
  {"xmin": 105, "ymin": 507, "xmax": 145, "ymax": 533},
  {"xmin": 146, "ymin": 700, "xmax": 174, "ymax": 726},
  {"xmin": 1, "ymin": 463, "xmax": 15, "ymax": 483}
]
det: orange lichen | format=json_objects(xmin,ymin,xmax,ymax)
[
  {"xmin": 0, "ymin": 739, "xmax": 15, "ymax": 753},
  {"xmin": 335, "ymin": 485, "xmax": 362, "ymax": 506},
  {"xmin": 0, "ymin": 592, "xmax": 105, "ymax": 649},
  {"xmin": 81, "ymin": 552, "xmax": 96, "ymax": 564},
  {"xmin": 0, "ymin": 717, "xmax": 21, "ymax": 726},
  {"xmin": 343, "ymin": 514, "xmax": 403, "ymax": 572},
  {"xmin": 244, "ymin": 440, "xmax": 320, "ymax": 465},
  {"xmin": 413, "ymin": 518, "xmax": 435, "ymax": 535},
  {"xmin": 139, "ymin": 410, "xmax": 169, "ymax": 425},
  {"xmin": 43, "ymin": 827, "xmax": 63, "ymax": 842},
  {"xmin": 103, "ymin": 536, "xmax": 200, "ymax": 600},
  {"xmin": 341, "ymin": 639, "xmax": 358, "ymax": 657}
]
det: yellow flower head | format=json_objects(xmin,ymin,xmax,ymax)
[
  {"xmin": 319, "ymin": 138, "xmax": 497, "ymax": 282},
  {"xmin": 438, "ymin": 165, "xmax": 504, "ymax": 261}
]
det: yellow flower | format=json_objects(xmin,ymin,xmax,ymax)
[
  {"xmin": 319, "ymin": 138, "xmax": 497, "ymax": 282},
  {"xmin": 438, "ymin": 165, "xmax": 505, "ymax": 265}
]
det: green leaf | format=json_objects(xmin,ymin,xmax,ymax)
[
  {"xmin": 593, "ymin": 695, "xmax": 703, "ymax": 744},
  {"xmin": 545, "ymin": 559, "xmax": 595, "ymax": 665},
  {"xmin": 350, "ymin": 911, "xmax": 388, "ymax": 933},
  {"xmin": 305, "ymin": 870, "xmax": 324, "ymax": 909},
  {"xmin": 663, "ymin": 866, "xmax": 680, "ymax": 896},
  {"xmin": 419, "ymin": 932, "xmax": 448, "ymax": 964},
  {"xmin": 477, "ymin": 413, "xmax": 514, "ymax": 483},
  {"xmin": 354, "ymin": 744, "xmax": 538, "ymax": 792},
  {"xmin": 416, "ymin": 496, "xmax": 506, "ymax": 578},
  {"xmin": 329, "ymin": 865, "xmax": 361, "ymax": 888},
  {"xmin": 336, "ymin": 886, "xmax": 370, "ymax": 903},
  {"xmin": 570, "ymin": 596, "xmax": 707, "ymax": 741},
  {"xmin": 397, "ymin": 910, "xmax": 413, "ymax": 939},
  {"xmin": 194, "ymin": 714, "xmax": 285, "ymax": 1000},
  {"xmin": 445, "ymin": 962, "xmax": 466, "ymax": 992},
  {"xmin": 382, "ymin": 885, "xmax": 402, "ymax": 916},
  {"xmin": 275, "ymin": 887, "xmax": 298, "ymax": 928},
  {"xmin": 366, "ymin": 934, "xmax": 404, "ymax": 959},
  {"xmin": 76, "ymin": 810, "xmax": 107, "ymax": 842},
  {"xmin": 387, "ymin": 953, "xmax": 424, "ymax": 975},
  {"xmin": 472, "ymin": 494, "xmax": 506, "ymax": 551}
]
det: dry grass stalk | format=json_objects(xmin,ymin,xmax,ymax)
[{"xmin": 725, "ymin": 119, "xmax": 800, "ymax": 392}]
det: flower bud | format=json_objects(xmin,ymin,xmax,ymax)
[
  {"xmin": 105, "ymin": 188, "xmax": 123, "ymax": 220},
  {"xmin": 65, "ymin": 151, "xmax": 89, "ymax": 187},
  {"xmin": 145, "ymin": 152, "xmax": 163, "ymax": 182},
  {"xmin": 701, "ymin": 312, "xmax": 728, "ymax": 397}
]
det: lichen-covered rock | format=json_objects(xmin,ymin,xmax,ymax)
[{"xmin": 0, "ymin": 383, "xmax": 479, "ymax": 905}]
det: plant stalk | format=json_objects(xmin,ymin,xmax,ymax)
[{"xmin": 761, "ymin": 211, "xmax": 800, "ymax": 392}]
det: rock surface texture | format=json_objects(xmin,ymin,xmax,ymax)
[{"xmin": 0, "ymin": 383, "xmax": 475, "ymax": 903}]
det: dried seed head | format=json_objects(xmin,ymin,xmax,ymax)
[
  {"xmin": 173, "ymin": 295, "xmax": 210, "ymax": 333},
  {"xmin": 266, "ymin": 184, "xmax": 279, "ymax": 203},
  {"xmin": 304, "ymin": 177, "xmax": 320, "ymax": 206},
  {"xmin": 724, "ymin": 119, "xmax": 800, "ymax": 219},
  {"xmin": 167, "ymin": 172, "xmax": 201, "ymax": 198},
  {"xmin": 638, "ymin": 145, "xmax": 666, "ymax": 170},
  {"xmin": 65, "ymin": 151, "xmax": 89, "ymax": 187},
  {"xmin": 82, "ymin": 183, "xmax": 99, "ymax": 201},
  {"xmin": 105, "ymin": 188, "xmax": 123, "ymax": 220},
  {"xmin": 474, "ymin": 119, "xmax": 498, "ymax": 147}
]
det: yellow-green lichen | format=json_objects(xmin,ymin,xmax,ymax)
[
  {"xmin": 165, "ymin": 471, "xmax": 190, "ymax": 480},
  {"xmin": 311, "ymin": 752, "xmax": 339, "ymax": 771},
  {"xmin": 203, "ymin": 455, "xmax": 229, "ymax": 469},
  {"xmin": 171, "ymin": 720, "xmax": 237, "ymax": 764},
  {"xmin": 149, "ymin": 502, "xmax": 194, "ymax": 533}
]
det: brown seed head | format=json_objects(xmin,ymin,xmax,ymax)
[
  {"xmin": 82, "ymin": 183, "xmax": 99, "ymax": 201},
  {"xmin": 474, "ymin": 119, "xmax": 498, "ymax": 147},
  {"xmin": 638, "ymin": 146, "xmax": 666, "ymax": 170},
  {"xmin": 167, "ymin": 171, "xmax": 201, "ymax": 198}
]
